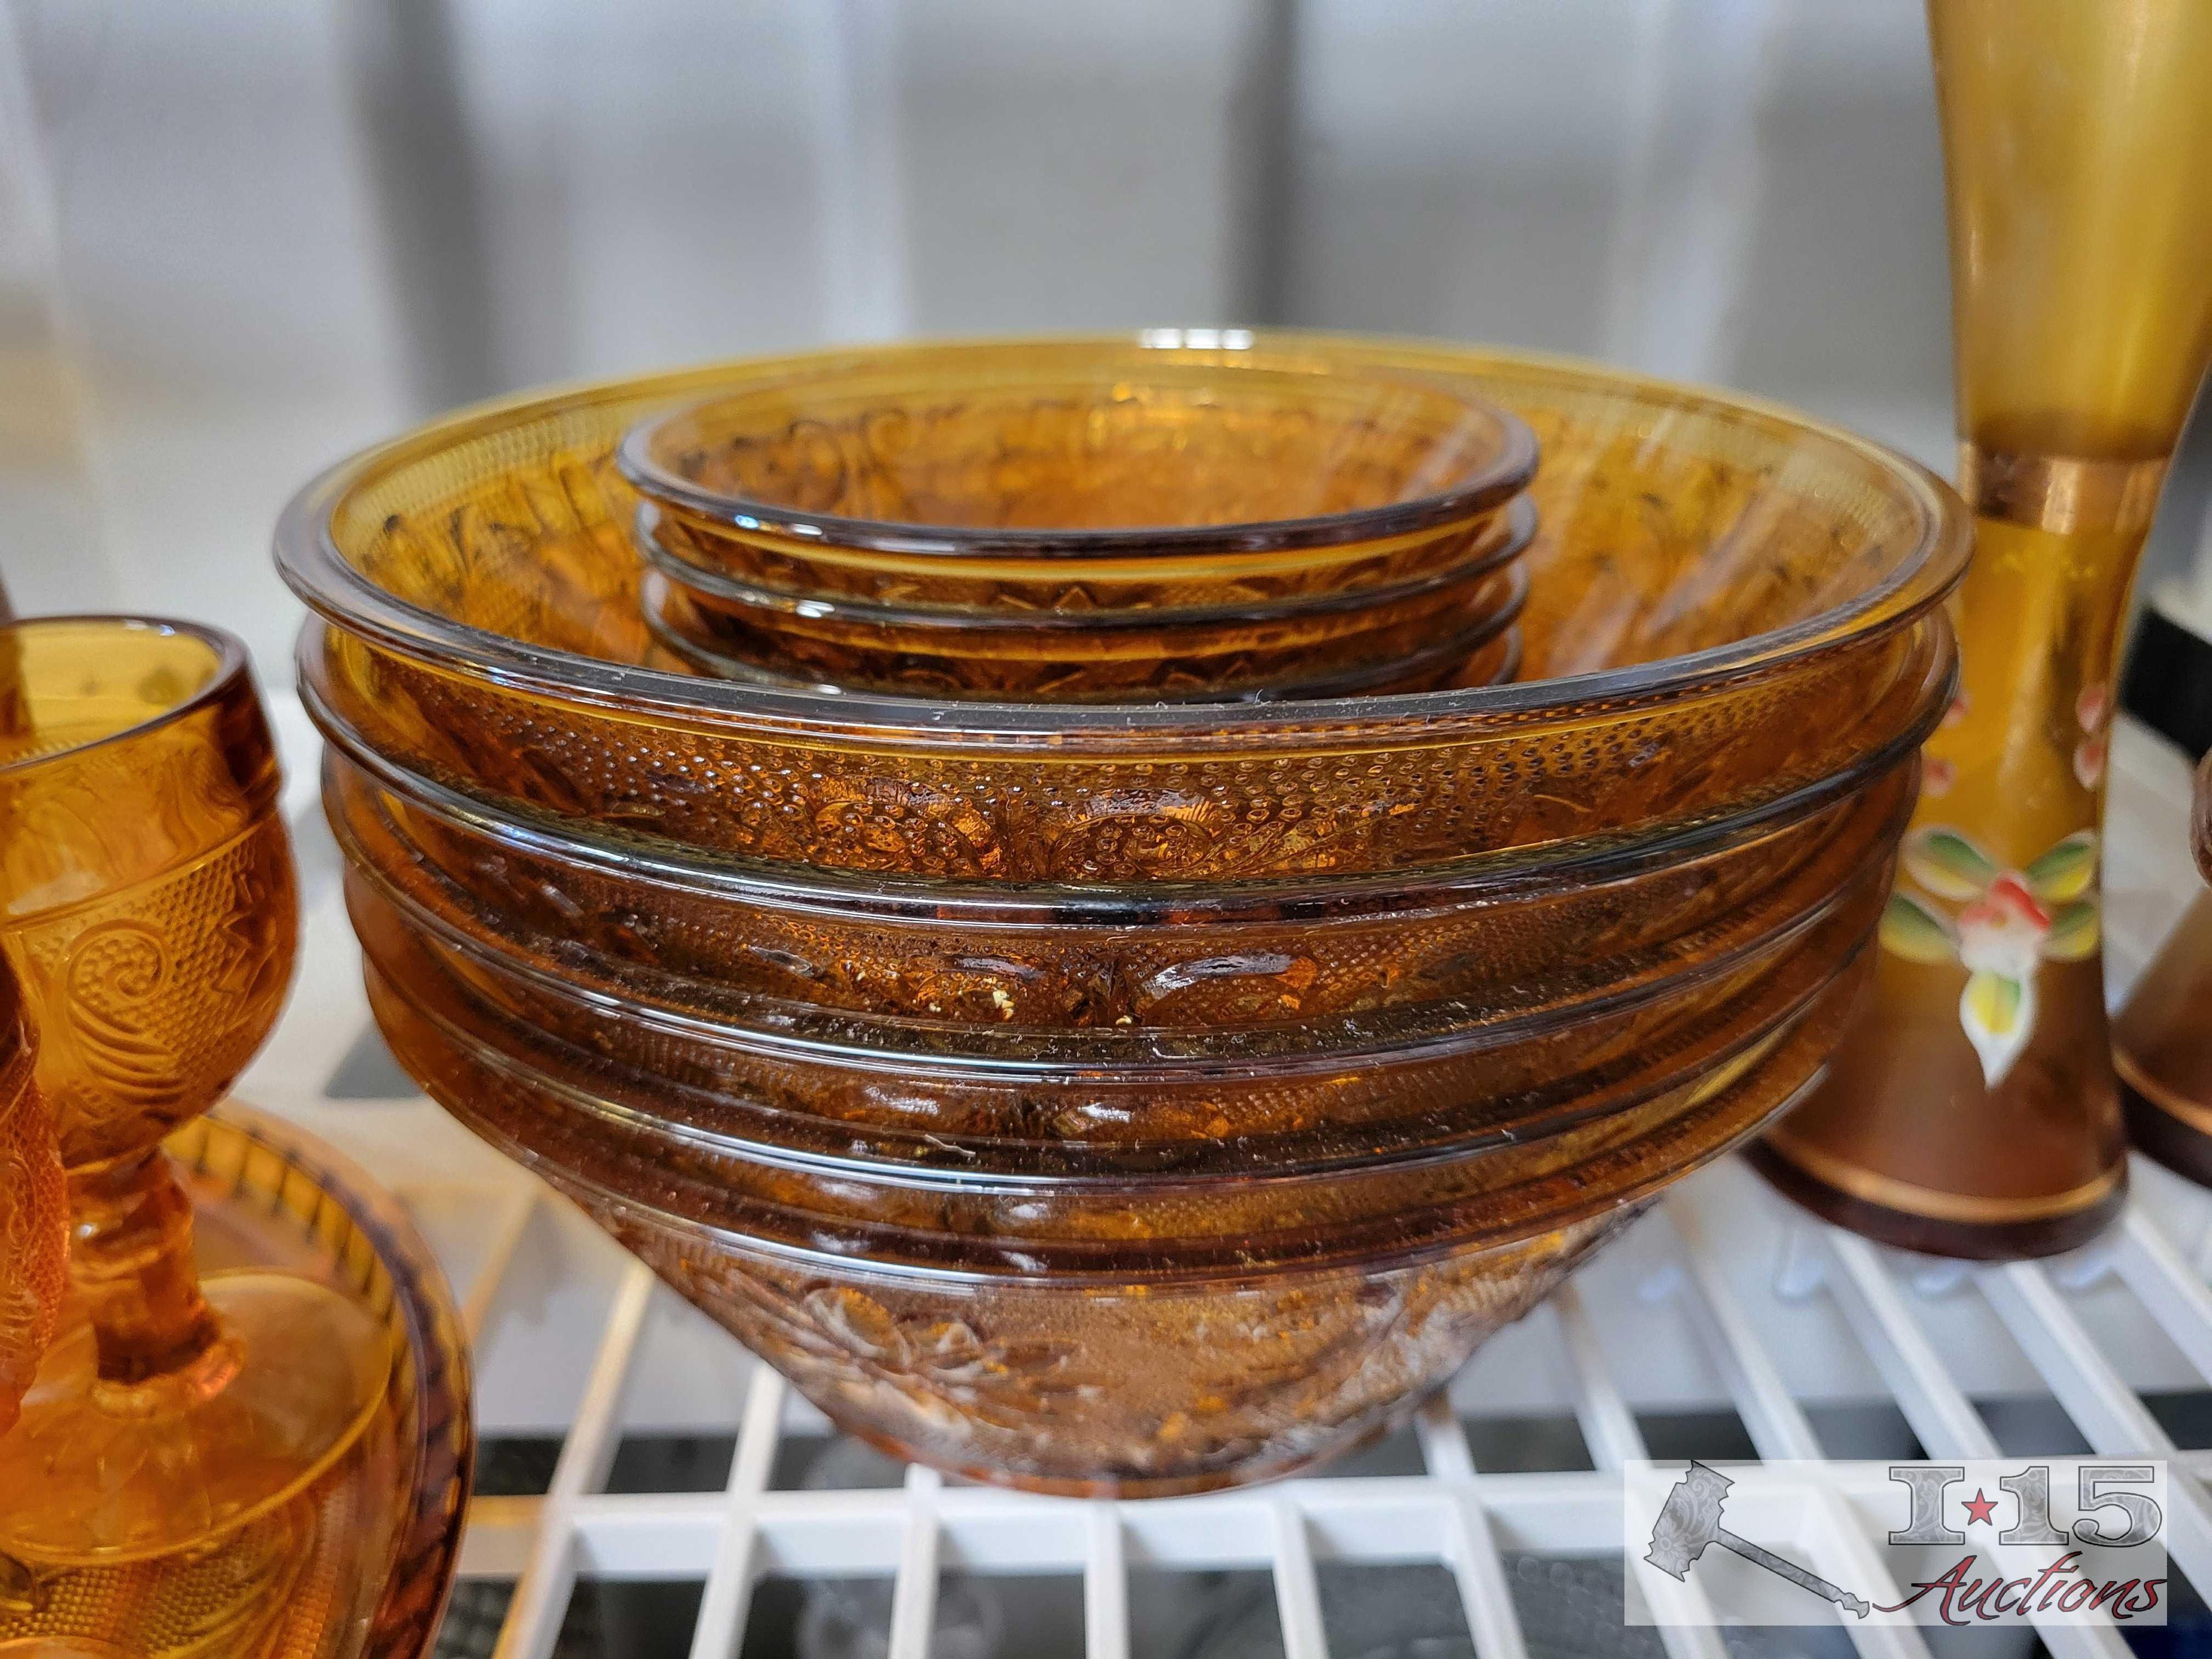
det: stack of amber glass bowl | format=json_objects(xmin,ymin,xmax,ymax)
[
  {"xmin": 279, "ymin": 335, "xmax": 1968, "ymax": 1497},
  {"xmin": 618, "ymin": 343, "xmax": 1539, "ymax": 701}
]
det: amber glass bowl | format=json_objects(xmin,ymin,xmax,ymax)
[
  {"xmin": 321, "ymin": 729, "xmax": 1906, "ymax": 1037},
  {"xmin": 643, "ymin": 567, "xmax": 1526, "ymax": 700},
  {"xmin": 357, "ymin": 933, "xmax": 1856, "ymax": 1495},
  {"xmin": 616, "ymin": 342, "xmax": 1541, "ymax": 703},
  {"xmin": 623, "ymin": 340, "xmax": 1543, "ymax": 704},
  {"xmin": 616, "ymin": 342, "xmax": 1539, "ymax": 601},
  {"xmin": 635, "ymin": 502, "xmax": 1533, "ymax": 703},
  {"xmin": 323, "ymin": 737, "xmax": 1908, "ymax": 1162},
  {"xmin": 279, "ymin": 336, "xmax": 1967, "ymax": 885},
  {"xmin": 279, "ymin": 334, "xmax": 1967, "ymax": 1495}
]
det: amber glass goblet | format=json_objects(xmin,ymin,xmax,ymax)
[
  {"xmin": 0, "ymin": 618, "xmax": 389, "ymax": 1565},
  {"xmin": 1754, "ymin": 0, "xmax": 2212, "ymax": 1256},
  {"xmin": 0, "ymin": 950, "xmax": 66, "ymax": 1441}
]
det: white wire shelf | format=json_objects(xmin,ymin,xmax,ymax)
[{"xmin": 241, "ymin": 703, "xmax": 2212, "ymax": 1659}]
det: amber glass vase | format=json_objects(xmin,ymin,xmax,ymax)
[
  {"xmin": 1754, "ymin": 0, "xmax": 2212, "ymax": 1255},
  {"xmin": 0, "ymin": 618, "xmax": 390, "ymax": 1565}
]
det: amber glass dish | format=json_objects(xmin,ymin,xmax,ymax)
[
  {"xmin": 0, "ymin": 1103, "xmax": 471, "ymax": 1659},
  {"xmin": 279, "ymin": 336, "xmax": 1966, "ymax": 885},
  {"xmin": 327, "ymin": 744, "xmax": 1904, "ymax": 1164},
  {"xmin": 359, "ymin": 949, "xmax": 1851, "ymax": 1495},
  {"xmin": 616, "ymin": 343, "xmax": 1539, "ymax": 600},
  {"xmin": 637, "ymin": 502, "xmax": 1532, "ymax": 703},
  {"xmin": 320, "ymin": 731, "xmax": 1902, "ymax": 1036},
  {"xmin": 281, "ymin": 335, "xmax": 1967, "ymax": 1496},
  {"xmin": 639, "ymin": 566, "xmax": 1527, "ymax": 702},
  {"xmin": 617, "ymin": 344, "xmax": 1543, "ymax": 700}
]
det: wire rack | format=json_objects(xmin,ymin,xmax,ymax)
[{"xmin": 240, "ymin": 701, "xmax": 2212, "ymax": 1659}]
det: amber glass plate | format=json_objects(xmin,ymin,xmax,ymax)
[{"xmin": 0, "ymin": 1104, "xmax": 471, "ymax": 1659}]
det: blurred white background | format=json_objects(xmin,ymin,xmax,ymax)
[{"xmin": 1, "ymin": 0, "xmax": 2206, "ymax": 685}]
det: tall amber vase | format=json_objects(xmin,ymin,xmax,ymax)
[{"xmin": 1753, "ymin": 0, "xmax": 2212, "ymax": 1257}]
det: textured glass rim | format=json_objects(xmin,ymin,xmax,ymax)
[
  {"xmin": 423, "ymin": 1006, "xmax": 1821, "ymax": 1285},
  {"xmin": 355, "ymin": 826, "xmax": 1878, "ymax": 1175},
  {"xmin": 274, "ymin": 332, "xmax": 1971, "ymax": 745},
  {"xmin": 0, "ymin": 615, "xmax": 247, "ymax": 779},
  {"xmin": 613, "ymin": 344, "xmax": 1541, "ymax": 556},
  {"xmin": 634, "ymin": 495, "xmax": 1537, "ymax": 632},
  {"xmin": 349, "ymin": 773, "xmax": 1889, "ymax": 1085},
  {"xmin": 635, "ymin": 567, "xmax": 1527, "ymax": 702},
  {"xmin": 309, "ymin": 652, "xmax": 1937, "ymax": 921}
]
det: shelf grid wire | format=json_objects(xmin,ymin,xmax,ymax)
[{"xmin": 240, "ymin": 700, "xmax": 2212, "ymax": 1659}]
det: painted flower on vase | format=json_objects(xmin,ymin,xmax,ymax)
[
  {"xmin": 2073, "ymin": 682, "xmax": 2111, "ymax": 790},
  {"xmin": 1878, "ymin": 827, "xmax": 2099, "ymax": 1085}
]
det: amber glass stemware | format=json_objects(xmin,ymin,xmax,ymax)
[
  {"xmin": 0, "ymin": 950, "xmax": 65, "ymax": 1442},
  {"xmin": 1755, "ymin": 0, "xmax": 2212, "ymax": 1255},
  {"xmin": 0, "ymin": 618, "xmax": 390, "ymax": 1565}
]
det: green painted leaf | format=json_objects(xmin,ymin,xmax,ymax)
[
  {"xmin": 1880, "ymin": 889, "xmax": 1958, "ymax": 963},
  {"xmin": 2042, "ymin": 899, "xmax": 2100, "ymax": 961},
  {"xmin": 2024, "ymin": 831, "xmax": 2099, "ymax": 903},
  {"xmin": 1903, "ymin": 827, "xmax": 1999, "ymax": 900}
]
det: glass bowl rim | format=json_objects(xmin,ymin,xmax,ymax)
[
  {"xmin": 419, "ymin": 1013, "xmax": 1810, "ymax": 1285},
  {"xmin": 633, "ymin": 495, "xmax": 1537, "ymax": 632},
  {"xmin": 635, "ymin": 567, "xmax": 1527, "ymax": 701},
  {"xmin": 354, "ymin": 838, "xmax": 1878, "ymax": 1184},
  {"xmin": 308, "ymin": 653, "xmax": 1934, "ymax": 918},
  {"xmin": 613, "ymin": 342, "xmax": 1542, "ymax": 556},
  {"xmin": 347, "ymin": 774, "xmax": 1891, "ymax": 1086},
  {"xmin": 274, "ymin": 332, "xmax": 1970, "ymax": 745},
  {"xmin": 0, "ymin": 614, "xmax": 249, "ymax": 781}
]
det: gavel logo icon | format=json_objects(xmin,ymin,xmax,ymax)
[{"xmin": 1643, "ymin": 1462, "xmax": 1872, "ymax": 1618}]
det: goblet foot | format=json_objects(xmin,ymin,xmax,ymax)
[{"xmin": 0, "ymin": 1272, "xmax": 389, "ymax": 1566}]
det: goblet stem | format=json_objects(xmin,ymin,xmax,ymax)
[{"xmin": 67, "ymin": 1146, "xmax": 226, "ymax": 1396}]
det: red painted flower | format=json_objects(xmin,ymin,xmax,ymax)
[{"xmin": 1957, "ymin": 873, "xmax": 2052, "ymax": 981}]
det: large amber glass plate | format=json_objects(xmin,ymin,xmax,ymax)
[{"xmin": 0, "ymin": 1103, "xmax": 469, "ymax": 1659}]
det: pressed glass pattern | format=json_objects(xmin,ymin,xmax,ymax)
[
  {"xmin": 0, "ymin": 619, "xmax": 392, "ymax": 1565},
  {"xmin": 0, "ymin": 1103, "xmax": 470, "ymax": 1658},
  {"xmin": 279, "ymin": 336, "xmax": 1965, "ymax": 1493},
  {"xmin": 0, "ymin": 953, "xmax": 64, "ymax": 1440}
]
